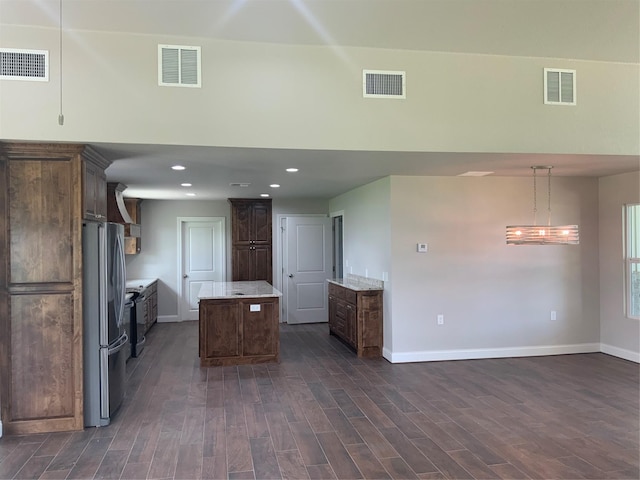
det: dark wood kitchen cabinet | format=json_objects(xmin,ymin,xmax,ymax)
[
  {"xmin": 123, "ymin": 198, "xmax": 142, "ymax": 254},
  {"xmin": 0, "ymin": 141, "xmax": 110, "ymax": 434},
  {"xmin": 229, "ymin": 198, "xmax": 272, "ymax": 283},
  {"xmin": 328, "ymin": 282, "xmax": 383, "ymax": 358},
  {"xmin": 199, "ymin": 296, "xmax": 279, "ymax": 366},
  {"xmin": 82, "ymin": 147, "xmax": 109, "ymax": 221}
]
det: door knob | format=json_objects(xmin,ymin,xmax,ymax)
[
  {"xmin": 183, "ymin": 274, "xmax": 188, "ymax": 278},
  {"xmin": 288, "ymin": 274, "xmax": 294, "ymax": 278}
]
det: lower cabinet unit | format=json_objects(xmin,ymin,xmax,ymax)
[
  {"xmin": 199, "ymin": 296, "xmax": 279, "ymax": 366},
  {"xmin": 328, "ymin": 281, "xmax": 383, "ymax": 358}
]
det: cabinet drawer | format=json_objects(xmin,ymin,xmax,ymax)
[
  {"xmin": 335, "ymin": 301, "xmax": 347, "ymax": 319},
  {"xmin": 328, "ymin": 283, "xmax": 342, "ymax": 299},
  {"xmin": 344, "ymin": 289, "xmax": 357, "ymax": 305}
]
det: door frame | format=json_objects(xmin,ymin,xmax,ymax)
[
  {"xmin": 176, "ymin": 216, "xmax": 226, "ymax": 322},
  {"xmin": 330, "ymin": 210, "xmax": 345, "ymax": 279},
  {"xmin": 276, "ymin": 213, "xmax": 328, "ymax": 323}
]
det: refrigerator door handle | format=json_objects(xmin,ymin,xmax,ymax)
[
  {"xmin": 98, "ymin": 223, "xmax": 109, "ymax": 346},
  {"xmin": 99, "ymin": 347, "xmax": 109, "ymax": 419},
  {"xmin": 108, "ymin": 333, "xmax": 129, "ymax": 354},
  {"xmin": 115, "ymin": 232, "xmax": 126, "ymax": 329}
]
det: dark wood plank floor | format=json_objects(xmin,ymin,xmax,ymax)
[{"xmin": 1, "ymin": 321, "xmax": 638, "ymax": 480}]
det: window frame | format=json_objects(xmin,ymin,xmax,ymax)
[{"xmin": 625, "ymin": 203, "xmax": 640, "ymax": 320}]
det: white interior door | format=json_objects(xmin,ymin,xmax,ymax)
[
  {"xmin": 180, "ymin": 218, "xmax": 225, "ymax": 321},
  {"xmin": 285, "ymin": 216, "xmax": 332, "ymax": 324}
]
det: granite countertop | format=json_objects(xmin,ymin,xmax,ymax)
[
  {"xmin": 198, "ymin": 281, "xmax": 282, "ymax": 299},
  {"xmin": 126, "ymin": 278, "xmax": 158, "ymax": 290},
  {"xmin": 327, "ymin": 274, "xmax": 384, "ymax": 291}
]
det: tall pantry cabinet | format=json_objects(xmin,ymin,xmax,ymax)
[
  {"xmin": 0, "ymin": 142, "xmax": 110, "ymax": 434},
  {"xmin": 229, "ymin": 198, "xmax": 273, "ymax": 284}
]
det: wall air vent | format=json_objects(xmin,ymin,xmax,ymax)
[
  {"xmin": 229, "ymin": 183, "xmax": 250, "ymax": 188},
  {"xmin": 544, "ymin": 68, "xmax": 576, "ymax": 105},
  {"xmin": 0, "ymin": 48, "xmax": 48, "ymax": 81},
  {"xmin": 158, "ymin": 44, "xmax": 201, "ymax": 87},
  {"xmin": 363, "ymin": 70, "xmax": 406, "ymax": 98}
]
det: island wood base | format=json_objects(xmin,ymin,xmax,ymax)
[{"xmin": 199, "ymin": 297, "xmax": 280, "ymax": 367}]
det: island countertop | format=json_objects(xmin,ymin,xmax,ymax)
[{"xmin": 198, "ymin": 281, "xmax": 282, "ymax": 299}]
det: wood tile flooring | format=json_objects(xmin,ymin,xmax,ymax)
[{"xmin": 1, "ymin": 321, "xmax": 638, "ymax": 480}]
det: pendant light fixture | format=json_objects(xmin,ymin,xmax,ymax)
[{"xmin": 506, "ymin": 166, "xmax": 579, "ymax": 245}]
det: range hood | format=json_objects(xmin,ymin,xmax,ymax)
[{"xmin": 107, "ymin": 183, "xmax": 141, "ymax": 238}]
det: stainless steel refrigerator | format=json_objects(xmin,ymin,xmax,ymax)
[{"xmin": 82, "ymin": 221, "xmax": 128, "ymax": 427}]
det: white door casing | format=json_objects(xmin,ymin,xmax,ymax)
[
  {"xmin": 284, "ymin": 216, "xmax": 332, "ymax": 324},
  {"xmin": 178, "ymin": 217, "xmax": 225, "ymax": 321}
]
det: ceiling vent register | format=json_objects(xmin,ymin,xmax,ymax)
[
  {"xmin": 158, "ymin": 44, "xmax": 201, "ymax": 88},
  {"xmin": 544, "ymin": 68, "xmax": 575, "ymax": 105},
  {"xmin": 363, "ymin": 70, "xmax": 406, "ymax": 98},
  {"xmin": 0, "ymin": 48, "xmax": 48, "ymax": 81}
]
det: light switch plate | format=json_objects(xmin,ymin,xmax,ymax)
[{"xmin": 417, "ymin": 243, "xmax": 428, "ymax": 253}]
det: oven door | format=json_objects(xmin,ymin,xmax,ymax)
[
  {"xmin": 133, "ymin": 291, "xmax": 147, "ymax": 357},
  {"xmin": 123, "ymin": 295, "xmax": 134, "ymax": 362}
]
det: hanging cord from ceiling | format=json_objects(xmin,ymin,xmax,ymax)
[{"xmin": 58, "ymin": 0, "xmax": 64, "ymax": 126}]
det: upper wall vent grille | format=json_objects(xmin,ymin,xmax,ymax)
[
  {"xmin": 158, "ymin": 44, "xmax": 201, "ymax": 88},
  {"xmin": 544, "ymin": 68, "xmax": 575, "ymax": 105},
  {"xmin": 363, "ymin": 70, "xmax": 405, "ymax": 98},
  {"xmin": 0, "ymin": 48, "xmax": 49, "ymax": 81}
]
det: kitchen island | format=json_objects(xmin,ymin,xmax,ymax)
[{"xmin": 198, "ymin": 281, "xmax": 282, "ymax": 367}]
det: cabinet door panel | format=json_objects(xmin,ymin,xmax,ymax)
[
  {"xmin": 253, "ymin": 245, "xmax": 272, "ymax": 283},
  {"xmin": 252, "ymin": 202, "xmax": 272, "ymax": 244},
  {"xmin": 232, "ymin": 202, "xmax": 252, "ymax": 244},
  {"xmin": 201, "ymin": 301, "xmax": 240, "ymax": 358},
  {"xmin": 95, "ymin": 169, "xmax": 107, "ymax": 219},
  {"xmin": 10, "ymin": 293, "xmax": 77, "ymax": 421},
  {"xmin": 242, "ymin": 301, "xmax": 276, "ymax": 356},
  {"xmin": 9, "ymin": 160, "xmax": 74, "ymax": 283},
  {"xmin": 232, "ymin": 246, "xmax": 253, "ymax": 281}
]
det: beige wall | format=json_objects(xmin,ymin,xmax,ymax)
[
  {"xmin": 599, "ymin": 171, "xmax": 640, "ymax": 361},
  {"xmin": 0, "ymin": 25, "xmax": 638, "ymax": 157},
  {"xmin": 330, "ymin": 175, "xmax": 602, "ymax": 361}
]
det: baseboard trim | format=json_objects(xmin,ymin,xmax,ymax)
[
  {"xmin": 600, "ymin": 343, "xmax": 640, "ymax": 363},
  {"xmin": 157, "ymin": 315, "xmax": 179, "ymax": 323},
  {"xmin": 384, "ymin": 343, "xmax": 600, "ymax": 364}
]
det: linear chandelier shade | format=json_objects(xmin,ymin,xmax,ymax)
[{"xmin": 506, "ymin": 166, "xmax": 580, "ymax": 245}]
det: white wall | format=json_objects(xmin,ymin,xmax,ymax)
[
  {"xmin": 0, "ymin": 25, "xmax": 637, "ymax": 157},
  {"xmin": 599, "ymin": 171, "xmax": 640, "ymax": 362},
  {"xmin": 329, "ymin": 177, "xmax": 392, "ymax": 351}
]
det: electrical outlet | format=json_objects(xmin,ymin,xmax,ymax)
[
  {"xmin": 437, "ymin": 314, "xmax": 444, "ymax": 325},
  {"xmin": 551, "ymin": 310, "xmax": 557, "ymax": 321}
]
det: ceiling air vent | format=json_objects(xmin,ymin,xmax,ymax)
[
  {"xmin": 0, "ymin": 48, "xmax": 48, "ymax": 81},
  {"xmin": 544, "ymin": 68, "xmax": 575, "ymax": 105},
  {"xmin": 158, "ymin": 44, "xmax": 201, "ymax": 88},
  {"xmin": 363, "ymin": 70, "xmax": 406, "ymax": 99}
]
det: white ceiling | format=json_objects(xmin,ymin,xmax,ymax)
[{"xmin": 2, "ymin": 0, "xmax": 639, "ymax": 200}]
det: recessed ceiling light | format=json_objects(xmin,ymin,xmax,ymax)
[
  {"xmin": 260, "ymin": 193, "xmax": 270, "ymax": 197},
  {"xmin": 171, "ymin": 165, "xmax": 186, "ymax": 171},
  {"xmin": 185, "ymin": 193, "xmax": 196, "ymax": 196},
  {"xmin": 270, "ymin": 184, "xmax": 280, "ymax": 188},
  {"xmin": 286, "ymin": 168, "xmax": 299, "ymax": 173},
  {"xmin": 181, "ymin": 183, "xmax": 192, "ymax": 187},
  {"xmin": 457, "ymin": 171, "xmax": 494, "ymax": 177}
]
